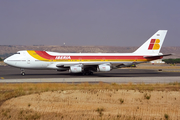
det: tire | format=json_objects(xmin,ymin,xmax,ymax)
[
  {"xmin": 82, "ymin": 72, "xmax": 85, "ymax": 76},
  {"xmin": 21, "ymin": 72, "xmax": 25, "ymax": 76}
]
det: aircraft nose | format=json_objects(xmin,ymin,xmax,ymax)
[{"xmin": 4, "ymin": 58, "xmax": 8, "ymax": 64}]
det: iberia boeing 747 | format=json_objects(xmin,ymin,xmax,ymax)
[{"xmin": 4, "ymin": 30, "xmax": 171, "ymax": 75}]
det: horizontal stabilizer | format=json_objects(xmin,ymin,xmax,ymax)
[{"xmin": 144, "ymin": 54, "xmax": 172, "ymax": 59}]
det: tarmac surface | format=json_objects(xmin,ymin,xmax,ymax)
[{"xmin": 0, "ymin": 66, "xmax": 180, "ymax": 83}]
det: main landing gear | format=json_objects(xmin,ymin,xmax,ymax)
[
  {"xmin": 20, "ymin": 69, "xmax": 25, "ymax": 76},
  {"xmin": 82, "ymin": 71, "xmax": 93, "ymax": 75}
]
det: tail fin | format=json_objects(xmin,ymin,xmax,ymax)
[{"xmin": 133, "ymin": 30, "xmax": 167, "ymax": 54}]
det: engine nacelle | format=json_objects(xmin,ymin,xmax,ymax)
[
  {"xmin": 69, "ymin": 66, "xmax": 82, "ymax": 73},
  {"xmin": 97, "ymin": 65, "xmax": 111, "ymax": 72}
]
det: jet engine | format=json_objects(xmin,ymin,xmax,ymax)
[
  {"xmin": 97, "ymin": 64, "xmax": 111, "ymax": 72},
  {"xmin": 69, "ymin": 66, "xmax": 82, "ymax": 73}
]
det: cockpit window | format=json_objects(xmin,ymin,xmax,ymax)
[{"xmin": 16, "ymin": 52, "xmax": 20, "ymax": 54}]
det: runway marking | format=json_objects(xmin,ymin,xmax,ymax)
[{"xmin": 1, "ymin": 77, "xmax": 4, "ymax": 79}]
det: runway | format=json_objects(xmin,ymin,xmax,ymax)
[{"xmin": 0, "ymin": 66, "xmax": 180, "ymax": 83}]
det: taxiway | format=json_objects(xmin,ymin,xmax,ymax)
[{"xmin": 0, "ymin": 66, "xmax": 180, "ymax": 83}]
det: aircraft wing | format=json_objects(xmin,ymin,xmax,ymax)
[
  {"xmin": 56, "ymin": 62, "xmax": 107, "ymax": 67},
  {"xmin": 56, "ymin": 62, "xmax": 133, "ymax": 69}
]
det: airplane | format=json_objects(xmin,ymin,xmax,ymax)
[{"xmin": 4, "ymin": 30, "xmax": 171, "ymax": 76}]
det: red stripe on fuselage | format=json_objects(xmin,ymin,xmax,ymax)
[
  {"xmin": 35, "ymin": 51, "xmax": 147, "ymax": 60},
  {"xmin": 70, "ymin": 56, "xmax": 145, "ymax": 59},
  {"xmin": 35, "ymin": 51, "xmax": 56, "ymax": 59}
]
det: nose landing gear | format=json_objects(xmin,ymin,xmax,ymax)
[{"xmin": 20, "ymin": 69, "xmax": 25, "ymax": 76}]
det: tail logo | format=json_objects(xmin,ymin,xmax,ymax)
[{"xmin": 148, "ymin": 39, "xmax": 160, "ymax": 50}]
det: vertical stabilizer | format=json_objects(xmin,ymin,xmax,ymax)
[{"xmin": 133, "ymin": 30, "xmax": 167, "ymax": 54}]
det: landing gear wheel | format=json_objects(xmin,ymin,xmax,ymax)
[
  {"xmin": 82, "ymin": 72, "xmax": 86, "ymax": 76},
  {"xmin": 21, "ymin": 72, "xmax": 25, "ymax": 76},
  {"xmin": 89, "ymin": 72, "xmax": 93, "ymax": 75},
  {"xmin": 82, "ymin": 71, "xmax": 93, "ymax": 75},
  {"xmin": 20, "ymin": 69, "xmax": 25, "ymax": 76}
]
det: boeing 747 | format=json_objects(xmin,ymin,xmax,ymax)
[{"xmin": 4, "ymin": 30, "xmax": 171, "ymax": 76}]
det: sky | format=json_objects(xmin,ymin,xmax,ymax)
[{"xmin": 0, "ymin": 0, "xmax": 180, "ymax": 47}]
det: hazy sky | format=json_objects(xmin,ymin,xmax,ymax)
[{"xmin": 0, "ymin": 1, "xmax": 179, "ymax": 46}]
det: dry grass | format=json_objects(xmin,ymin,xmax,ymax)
[
  {"xmin": 0, "ymin": 82, "xmax": 180, "ymax": 103},
  {"xmin": 0, "ymin": 82, "xmax": 180, "ymax": 105},
  {"xmin": 0, "ymin": 82, "xmax": 180, "ymax": 120},
  {"xmin": 0, "ymin": 61, "xmax": 5, "ymax": 66}
]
